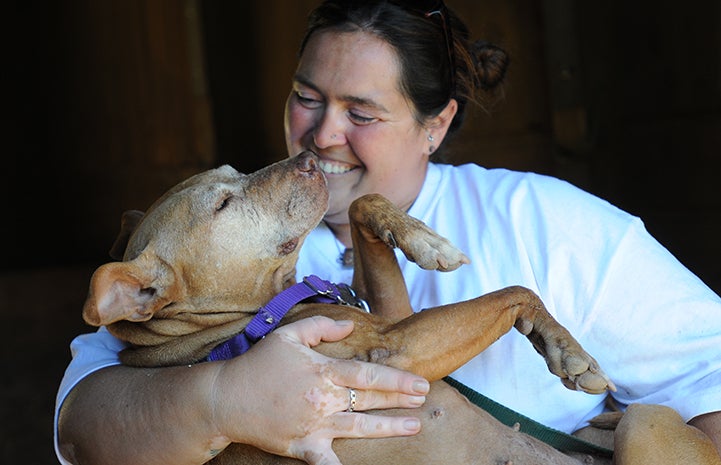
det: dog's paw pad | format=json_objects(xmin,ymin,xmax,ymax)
[
  {"xmin": 386, "ymin": 216, "xmax": 470, "ymax": 271},
  {"xmin": 408, "ymin": 238, "xmax": 470, "ymax": 271},
  {"xmin": 559, "ymin": 354, "xmax": 616, "ymax": 394}
]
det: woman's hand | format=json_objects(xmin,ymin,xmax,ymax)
[{"xmin": 207, "ymin": 316, "xmax": 430, "ymax": 465}]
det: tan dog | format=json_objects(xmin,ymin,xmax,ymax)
[{"xmin": 81, "ymin": 153, "xmax": 716, "ymax": 464}]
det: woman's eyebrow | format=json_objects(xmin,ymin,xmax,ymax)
[
  {"xmin": 340, "ymin": 95, "xmax": 389, "ymax": 114},
  {"xmin": 293, "ymin": 74, "xmax": 389, "ymax": 114}
]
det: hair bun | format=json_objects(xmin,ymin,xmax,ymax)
[{"xmin": 470, "ymin": 40, "xmax": 509, "ymax": 90}]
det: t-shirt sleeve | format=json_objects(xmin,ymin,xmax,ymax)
[
  {"xmin": 513, "ymin": 172, "xmax": 721, "ymax": 422},
  {"xmin": 53, "ymin": 327, "xmax": 126, "ymax": 464},
  {"xmin": 575, "ymin": 217, "xmax": 721, "ymax": 421}
]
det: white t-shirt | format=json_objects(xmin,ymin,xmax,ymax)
[
  {"xmin": 295, "ymin": 163, "xmax": 721, "ymax": 433},
  {"xmin": 54, "ymin": 162, "xmax": 721, "ymax": 461}
]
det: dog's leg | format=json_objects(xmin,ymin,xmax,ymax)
[
  {"xmin": 347, "ymin": 194, "xmax": 612, "ymax": 393},
  {"xmin": 366, "ymin": 286, "xmax": 611, "ymax": 393},
  {"xmin": 348, "ymin": 194, "xmax": 469, "ymax": 322},
  {"xmin": 613, "ymin": 404, "xmax": 721, "ymax": 465}
]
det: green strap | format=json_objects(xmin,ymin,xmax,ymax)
[{"xmin": 444, "ymin": 377, "xmax": 614, "ymax": 458}]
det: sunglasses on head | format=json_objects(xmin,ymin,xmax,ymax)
[{"xmin": 391, "ymin": 0, "xmax": 456, "ymax": 92}]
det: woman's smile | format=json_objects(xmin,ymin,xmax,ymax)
[{"xmin": 318, "ymin": 158, "xmax": 358, "ymax": 175}]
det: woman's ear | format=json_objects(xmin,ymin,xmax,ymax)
[{"xmin": 427, "ymin": 98, "xmax": 458, "ymax": 147}]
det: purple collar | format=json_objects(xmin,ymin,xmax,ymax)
[{"xmin": 205, "ymin": 275, "xmax": 369, "ymax": 361}]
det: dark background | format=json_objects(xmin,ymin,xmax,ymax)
[{"xmin": 3, "ymin": 1, "xmax": 720, "ymax": 463}]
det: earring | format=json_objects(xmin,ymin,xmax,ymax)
[
  {"xmin": 429, "ymin": 145, "xmax": 436, "ymax": 153},
  {"xmin": 428, "ymin": 134, "xmax": 435, "ymax": 142},
  {"xmin": 331, "ymin": 134, "xmax": 337, "ymax": 140}
]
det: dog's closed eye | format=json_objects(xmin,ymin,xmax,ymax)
[{"xmin": 215, "ymin": 195, "xmax": 234, "ymax": 212}]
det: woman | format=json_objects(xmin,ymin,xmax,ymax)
[
  {"xmin": 289, "ymin": 0, "xmax": 721, "ymax": 450},
  {"xmin": 56, "ymin": 1, "xmax": 721, "ymax": 464}
]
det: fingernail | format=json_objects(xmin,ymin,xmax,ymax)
[
  {"xmin": 404, "ymin": 418, "xmax": 421, "ymax": 432},
  {"xmin": 408, "ymin": 395, "xmax": 426, "ymax": 407},
  {"xmin": 412, "ymin": 379, "xmax": 430, "ymax": 394},
  {"xmin": 335, "ymin": 320, "xmax": 353, "ymax": 327}
]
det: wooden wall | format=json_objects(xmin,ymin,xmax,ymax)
[
  {"xmin": 7, "ymin": 0, "xmax": 216, "ymax": 268},
  {"xmin": 5, "ymin": 0, "xmax": 720, "ymax": 292}
]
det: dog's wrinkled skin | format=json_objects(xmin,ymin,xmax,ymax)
[{"xmin": 81, "ymin": 153, "xmax": 717, "ymax": 464}]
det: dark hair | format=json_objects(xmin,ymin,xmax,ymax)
[{"xmin": 299, "ymin": 0, "xmax": 509, "ymax": 160}]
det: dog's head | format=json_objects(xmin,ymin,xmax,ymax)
[{"xmin": 83, "ymin": 152, "xmax": 328, "ymax": 329}]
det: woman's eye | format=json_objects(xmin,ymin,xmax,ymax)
[
  {"xmin": 349, "ymin": 112, "xmax": 377, "ymax": 125},
  {"xmin": 296, "ymin": 92, "xmax": 321, "ymax": 108}
]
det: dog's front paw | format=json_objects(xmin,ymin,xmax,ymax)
[
  {"xmin": 352, "ymin": 193, "xmax": 470, "ymax": 271},
  {"xmin": 558, "ymin": 353, "xmax": 616, "ymax": 395},
  {"xmin": 390, "ymin": 221, "xmax": 470, "ymax": 271},
  {"xmin": 542, "ymin": 339, "xmax": 616, "ymax": 395},
  {"xmin": 521, "ymin": 318, "xmax": 616, "ymax": 395}
]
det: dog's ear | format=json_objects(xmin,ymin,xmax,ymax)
[
  {"xmin": 108, "ymin": 210, "xmax": 145, "ymax": 260},
  {"xmin": 82, "ymin": 259, "xmax": 175, "ymax": 327}
]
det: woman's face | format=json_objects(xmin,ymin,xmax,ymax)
[{"xmin": 284, "ymin": 30, "xmax": 430, "ymax": 228}]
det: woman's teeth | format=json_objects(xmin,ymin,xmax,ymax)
[{"xmin": 318, "ymin": 160, "xmax": 354, "ymax": 174}]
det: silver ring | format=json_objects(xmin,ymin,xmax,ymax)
[{"xmin": 346, "ymin": 388, "xmax": 357, "ymax": 412}]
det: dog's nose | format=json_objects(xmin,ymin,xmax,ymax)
[{"xmin": 296, "ymin": 151, "xmax": 319, "ymax": 173}]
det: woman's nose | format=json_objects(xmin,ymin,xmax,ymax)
[{"xmin": 313, "ymin": 111, "xmax": 346, "ymax": 148}]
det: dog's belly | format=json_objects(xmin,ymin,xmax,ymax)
[{"xmin": 210, "ymin": 381, "xmax": 583, "ymax": 465}]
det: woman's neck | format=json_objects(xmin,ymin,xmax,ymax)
[
  {"xmin": 324, "ymin": 189, "xmax": 422, "ymax": 250},
  {"xmin": 325, "ymin": 221, "xmax": 352, "ymax": 249}
]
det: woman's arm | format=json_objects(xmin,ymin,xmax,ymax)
[
  {"xmin": 58, "ymin": 361, "xmax": 226, "ymax": 464},
  {"xmin": 58, "ymin": 317, "xmax": 429, "ymax": 465}
]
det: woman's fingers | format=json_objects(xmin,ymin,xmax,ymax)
[
  {"xmin": 290, "ymin": 414, "xmax": 422, "ymax": 465},
  {"xmin": 256, "ymin": 316, "xmax": 428, "ymax": 463},
  {"xmin": 329, "ymin": 411, "xmax": 423, "ymax": 438},
  {"xmin": 278, "ymin": 315, "xmax": 356, "ymax": 346},
  {"xmin": 329, "ymin": 357, "xmax": 429, "ymax": 399},
  {"xmin": 340, "ymin": 385, "xmax": 427, "ymax": 411},
  {"xmin": 280, "ymin": 316, "xmax": 427, "ymax": 438},
  {"xmin": 277, "ymin": 316, "xmax": 430, "ymax": 403}
]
